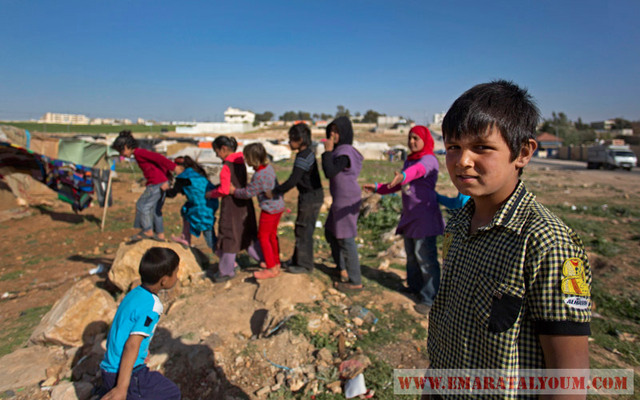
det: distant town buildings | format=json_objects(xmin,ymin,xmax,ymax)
[
  {"xmin": 591, "ymin": 119, "xmax": 633, "ymax": 136},
  {"xmin": 433, "ymin": 112, "xmax": 446, "ymax": 126},
  {"xmin": 176, "ymin": 107, "xmax": 255, "ymax": 135},
  {"xmin": 224, "ymin": 107, "xmax": 255, "ymax": 124},
  {"xmin": 377, "ymin": 115, "xmax": 405, "ymax": 127},
  {"xmin": 41, "ymin": 112, "xmax": 90, "ymax": 125}
]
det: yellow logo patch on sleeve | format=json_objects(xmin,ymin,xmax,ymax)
[{"xmin": 561, "ymin": 258, "xmax": 590, "ymax": 296}]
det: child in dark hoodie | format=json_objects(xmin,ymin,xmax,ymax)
[{"xmin": 322, "ymin": 116, "xmax": 364, "ymax": 291}]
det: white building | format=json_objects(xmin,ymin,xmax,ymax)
[
  {"xmin": 433, "ymin": 112, "xmax": 446, "ymax": 126},
  {"xmin": 176, "ymin": 122, "xmax": 253, "ymax": 135},
  {"xmin": 41, "ymin": 112, "xmax": 90, "ymax": 125},
  {"xmin": 377, "ymin": 115, "xmax": 403, "ymax": 127},
  {"xmin": 224, "ymin": 107, "xmax": 255, "ymax": 124}
]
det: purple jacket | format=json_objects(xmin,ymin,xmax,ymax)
[
  {"xmin": 325, "ymin": 144, "xmax": 364, "ymax": 238},
  {"xmin": 376, "ymin": 154, "xmax": 444, "ymax": 238}
]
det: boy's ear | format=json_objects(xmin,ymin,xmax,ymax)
[{"xmin": 515, "ymin": 139, "xmax": 537, "ymax": 168}]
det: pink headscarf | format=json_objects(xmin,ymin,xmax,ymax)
[{"xmin": 407, "ymin": 125, "xmax": 435, "ymax": 160}]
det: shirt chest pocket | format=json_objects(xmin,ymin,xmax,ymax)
[{"xmin": 474, "ymin": 275, "xmax": 525, "ymax": 333}]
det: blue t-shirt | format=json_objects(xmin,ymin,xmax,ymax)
[{"xmin": 100, "ymin": 286, "xmax": 163, "ymax": 373}]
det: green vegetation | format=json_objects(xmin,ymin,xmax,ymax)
[
  {"xmin": 2, "ymin": 121, "xmax": 176, "ymax": 135},
  {"xmin": 0, "ymin": 270, "xmax": 23, "ymax": 281},
  {"xmin": 0, "ymin": 306, "xmax": 51, "ymax": 357}
]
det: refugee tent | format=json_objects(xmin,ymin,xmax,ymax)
[{"xmin": 0, "ymin": 126, "xmax": 117, "ymax": 220}]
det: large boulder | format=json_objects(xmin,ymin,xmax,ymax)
[
  {"xmin": 30, "ymin": 278, "xmax": 116, "ymax": 347},
  {"xmin": 108, "ymin": 240, "xmax": 205, "ymax": 292},
  {"xmin": 254, "ymin": 273, "xmax": 324, "ymax": 309},
  {"xmin": 0, "ymin": 346, "xmax": 66, "ymax": 392},
  {"xmin": 50, "ymin": 381, "xmax": 94, "ymax": 400}
]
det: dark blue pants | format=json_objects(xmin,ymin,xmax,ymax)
[
  {"xmin": 292, "ymin": 189, "xmax": 323, "ymax": 270},
  {"xmin": 100, "ymin": 366, "xmax": 180, "ymax": 400}
]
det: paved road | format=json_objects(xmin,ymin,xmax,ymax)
[{"xmin": 530, "ymin": 157, "xmax": 640, "ymax": 176}]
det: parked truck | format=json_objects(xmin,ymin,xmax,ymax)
[{"xmin": 586, "ymin": 141, "xmax": 637, "ymax": 171}]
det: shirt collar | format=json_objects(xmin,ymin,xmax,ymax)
[{"xmin": 451, "ymin": 181, "xmax": 534, "ymax": 236}]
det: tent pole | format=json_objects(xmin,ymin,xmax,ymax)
[{"xmin": 100, "ymin": 169, "xmax": 113, "ymax": 232}]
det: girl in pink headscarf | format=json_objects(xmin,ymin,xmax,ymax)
[{"xmin": 363, "ymin": 125, "xmax": 444, "ymax": 315}]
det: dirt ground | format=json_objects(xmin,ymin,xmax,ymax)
[{"xmin": 1, "ymin": 128, "xmax": 640, "ymax": 398}]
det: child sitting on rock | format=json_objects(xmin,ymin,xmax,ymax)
[{"xmin": 99, "ymin": 247, "xmax": 181, "ymax": 400}]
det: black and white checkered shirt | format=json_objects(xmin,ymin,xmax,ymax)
[{"xmin": 428, "ymin": 181, "xmax": 591, "ymax": 372}]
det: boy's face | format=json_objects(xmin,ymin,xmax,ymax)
[
  {"xmin": 289, "ymin": 137, "xmax": 302, "ymax": 150},
  {"xmin": 162, "ymin": 266, "xmax": 180, "ymax": 290},
  {"xmin": 445, "ymin": 127, "xmax": 535, "ymax": 205}
]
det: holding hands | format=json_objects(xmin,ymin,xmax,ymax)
[{"xmin": 388, "ymin": 171, "xmax": 404, "ymax": 188}]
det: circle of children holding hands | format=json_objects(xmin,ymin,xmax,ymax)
[{"xmin": 107, "ymin": 79, "xmax": 592, "ymax": 398}]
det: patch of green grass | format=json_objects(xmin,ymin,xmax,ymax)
[
  {"xmin": 590, "ymin": 319, "xmax": 640, "ymax": 365},
  {"xmin": 357, "ymin": 305, "xmax": 426, "ymax": 350},
  {"xmin": 0, "ymin": 305, "xmax": 51, "ymax": 357},
  {"xmin": 0, "ymin": 270, "xmax": 23, "ymax": 281},
  {"xmin": 24, "ymin": 256, "xmax": 56, "ymax": 266},
  {"xmin": 358, "ymin": 195, "xmax": 402, "ymax": 238},
  {"xmin": 592, "ymin": 283, "xmax": 640, "ymax": 322},
  {"xmin": 285, "ymin": 314, "xmax": 337, "ymax": 352}
]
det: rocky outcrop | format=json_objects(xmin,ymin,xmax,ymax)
[
  {"xmin": 29, "ymin": 278, "xmax": 116, "ymax": 347},
  {"xmin": 0, "ymin": 346, "xmax": 66, "ymax": 392},
  {"xmin": 108, "ymin": 240, "xmax": 205, "ymax": 292}
]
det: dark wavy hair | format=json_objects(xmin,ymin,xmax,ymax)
[
  {"xmin": 212, "ymin": 136, "xmax": 238, "ymax": 152},
  {"xmin": 442, "ymin": 80, "xmax": 540, "ymax": 161},
  {"xmin": 288, "ymin": 123, "xmax": 312, "ymax": 147},
  {"xmin": 139, "ymin": 247, "xmax": 180, "ymax": 285},
  {"xmin": 174, "ymin": 155, "xmax": 207, "ymax": 177},
  {"xmin": 111, "ymin": 130, "xmax": 139, "ymax": 153}
]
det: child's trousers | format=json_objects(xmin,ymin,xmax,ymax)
[
  {"xmin": 404, "ymin": 236, "xmax": 440, "ymax": 306},
  {"xmin": 291, "ymin": 189, "xmax": 323, "ymax": 271},
  {"xmin": 100, "ymin": 366, "xmax": 180, "ymax": 400},
  {"xmin": 134, "ymin": 183, "xmax": 166, "ymax": 234},
  {"xmin": 324, "ymin": 230, "xmax": 361, "ymax": 285},
  {"xmin": 218, "ymin": 241, "xmax": 263, "ymax": 277},
  {"xmin": 258, "ymin": 210, "xmax": 283, "ymax": 268}
]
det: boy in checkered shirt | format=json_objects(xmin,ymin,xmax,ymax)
[{"xmin": 427, "ymin": 80, "xmax": 591, "ymax": 398}]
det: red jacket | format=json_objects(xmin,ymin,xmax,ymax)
[{"xmin": 133, "ymin": 148, "xmax": 176, "ymax": 185}]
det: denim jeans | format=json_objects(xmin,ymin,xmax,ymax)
[
  {"xmin": 291, "ymin": 189, "xmax": 323, "ymax": 270},
  {"xmin": 134, "ymin": 183, "xmax": 166, "ymax": 234},
  {"xmin": 202, "ymin": 229, "xmax": 216, "ymax": 250},
  {"xmin": 404, "ymin": 236, "xmax": 440, "ymax": 305},
  {"xmin": 325, "ymin": 230, "xmax": 361, "ymax": 285}
]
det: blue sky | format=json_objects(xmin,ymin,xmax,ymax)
[{"xmin": 1, "ymin": 0, "xmax": 638, "ymax": 124}]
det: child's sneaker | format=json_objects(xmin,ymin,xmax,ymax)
[{"xmin": 254, "ymin": 266, "xmax": 280, "ymax": 280}]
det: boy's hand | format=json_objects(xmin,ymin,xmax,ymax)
[
  {"xmin": 229, "ymin": 183, "xmax": 236, "ymax": 194},
  {"xmin": 388, "ymin": 171, "xmax": 404, "ymax": 188},
  {"xmin": 205, "ymin": 190, "xmax": 213, "ymax": 199},
  {"xmin": 264, "ymin": 189, "xmax": 273, "ymax": 199},
  {"xmin": 102, "ymin": 386, "xmax": 128, "ymax": 400},
  {"xmin": 362, "ymin": 184, "xmax": 376, "ymax": 193},
  {"xmin": 160, "ymin": 182, "xmax": 170, "ymax": 191}
]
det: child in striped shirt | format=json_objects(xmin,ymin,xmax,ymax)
[{"xmin": 231, "ymin": 143, "xmax": 285, "ymax": 279}]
